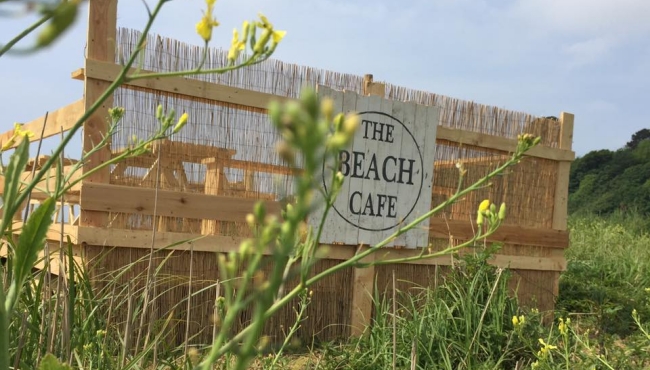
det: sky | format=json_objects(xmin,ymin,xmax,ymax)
[{"xmin": 1, "ymin": 0, "xmax": 650, "ymax": 158}]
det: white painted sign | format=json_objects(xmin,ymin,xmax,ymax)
[{"xmin": 312, "ymin": 86, "xmax": 439, "ymax": 248}]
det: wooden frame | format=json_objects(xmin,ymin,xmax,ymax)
[{"xmin": 0, "ymin": 0, "xmax": 575, "ymax": 342}]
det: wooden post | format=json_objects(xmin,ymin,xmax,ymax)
[
  {"xmin": 350, "ymin": 74, "xmax": 385, "ymax": 337},
  {"xmin": 551, "ymin": 112, "xmax": 574, "ymax": 297},
  {"xmin": 80, "ymin": 0, "xmax": 117, "ymax": 229},
  {"xmin": 552, "ymin": 112, "xmax": 574, "ymax": 231}
]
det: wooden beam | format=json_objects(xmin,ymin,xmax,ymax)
[
  {"xmin": 74, "ymin": 59, "xmax": 291, "ymax": 110},
  {"xmin": 72, "ymin": 62, "xmax": 574, "ymax": 162},
  {"xmin": 429, "ymin": 218, "xmax": 569, "ymax": 249},
  {"xmin": 552, "ymin": 112, "xmax": 574, "ymax": 231},
  {"xmin": 0, "ymin": 100, "xmax": 84, "ymax": 150},
  {"xmin": 350, "ymin": 75, "xmax": 385, "ymax": 337},
  {"xmin": 75, "ymin": 226, "xmax": 566, "ymax": 272},
  {"xmin": 79, "ymin": 183, "xmax": 282, "ymax": 223},
  {"xmin": 0, "ymin": 165, "xmax": 82, "ymax": 196},
  {"xmin": 80, "ymin": 0, "xmax": 117, "ymax": 230},
  {"xmin": 437, "ymin": 127, "xmax": 574, "ymax": 162},
  {"xmin": 10, "ymin": 222, "xmax": 79, "ymax": 244}
]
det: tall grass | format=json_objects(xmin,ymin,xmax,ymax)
[
  {"xmin": 560, "ymin": 212, "xmax": 650, "ymax": 336},
  {"xmin": 321, "ymin": 246, "xmax": 535, "ymax": 370}
]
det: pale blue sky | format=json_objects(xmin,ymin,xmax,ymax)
[{"xmin": 2, "ymin": 0, "xmax": 650, "ymax": 157}]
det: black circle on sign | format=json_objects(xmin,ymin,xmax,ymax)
[{"xmin": 322, "ymin": 111, "xmax": 424, "ymax": 231}]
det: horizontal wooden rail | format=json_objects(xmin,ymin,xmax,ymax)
[
  {"xmin": 0, "ymin": 100, "xmax": 84, "ymax": 150},
  {"xmin": 79, "ymin": 182, "xmax": 283, "ymax": 223},
  {"xmin": 0, "ymin": 165, "xmax": 83, "ymax": 197},
  {"xmin": 73, "ymin": 60, "xmax": 574, "ymax": 162},
  {"xmin": 79, "ymin": 182, "xmax": 568, "ymax": 249},
  {"xmin": 429, "ymin": 219, "xmax": 569, "ymax": 249},
  {"xmin": 72, "ymin": 60, "xmax": 291, "ymax": 110},
  {"xmin": 77, "ymin": 226, "xmax": 565, "ymax": 271}
]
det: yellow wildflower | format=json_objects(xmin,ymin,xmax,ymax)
[
  {"xmin": 272, "ymin": 29, "xmax": 287, "ymax": 44},
  {"xmin": 537, "ymin": 338, "xmax": 557, "ymax": 358},
  {"xmin": 1, "ymin": 123, "xmax": 35, "ymax": 151},
  {"xmin": 258, "ymin": 13, "xmax": 272, "ymax": 29},
  {"xmin": 173, "ymin": 112, "xmax": 189, "ymax": 134},
  {"xmin": 558, "ymin": 317, "xmax": 570, "ymax": 335},
  {"xmin": 196, "ymin": 0, "xmax": 219, "ymax": 42},
  {"xmin": 478, "ymin": 199, "xmax": 490, "ymax": 213},
  {"xmin": 227, "ymin": 28, "xmax": 246, "ymax": 63}
]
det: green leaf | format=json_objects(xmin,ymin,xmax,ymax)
[
  {"xmin": 5, "ymin": 196, "xmax": 55, "ymax": 314},
  {"xmin": 38, "ymin": 354, "xmax": 72, "ymax": 370},
  {"xmin": 1, "ymin": 137, "xmax": 30, "ymax": 230}
]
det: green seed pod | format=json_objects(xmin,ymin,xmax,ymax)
[
  {"xmin": 254, "ymin": 201, "xmax": 266, "ymax": 221},
  {"xmin": 498, "ymin": 203, "xmax": 506, "ymax": 220},
  {"xmin": 253, "ymin": 28, "xmax": 271, "ymax": 53},
  {"xmin": 37, "ymin": 1, "xmax": 79, "ymax": 48}
]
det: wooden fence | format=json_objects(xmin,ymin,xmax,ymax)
[{"xmin": 1, "ymin": 0, "xmax": 574, "ymax": 344}]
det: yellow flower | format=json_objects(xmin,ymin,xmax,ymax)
[
  {"xmin": 227, "ymin": 28, "xmax": 246, "ymax": 62},
  {"xmin": 537, "ymin": 338, "xmax": 557, "ymax": 358},
  {"xmin": 1, "ymin": 123, "xmax": 35, "ymax": 151},
  {"xmin": 196, "ymin": 16, "xmax": 219, "ymax": 42},
  {"xmin": 258, "ymin": 13, "xmax": 272, "ymax": 29},
  {"xmin": 512, "ymin": 315, "xmax": 525, "ymax": 330},
  {"xmin": 272, "ymin": 29, "xmax": 286, "ymax": 44},
  {"xmin": 558, "ymin": 317, "xmax": 570, "ymax": 335},
  {"xmin": 196, "ymin": 0, "xmax": 219, "ymax": 42},
  {"xmin": 478, "ymin": 199, "xmax": 490, "ymax": 213},
  {"xmin": 173, "ymin": 112, "xmax": 189, "ymax": 134}
]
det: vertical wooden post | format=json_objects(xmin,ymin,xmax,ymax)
[
  {"xmin": 551, "ymin": 112, "xmax": 574, "ymax": 297},
  {"xmin": 80, "ymin": 0, "xmax": 118, "ymax": 228},
  {"xmin": 350, "ymin": 74, "xmax": 385, "ymax": 337}
]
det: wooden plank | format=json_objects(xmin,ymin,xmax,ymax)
[
  {"xmin": 74, "ymin": 226, "xmax": 566, "ymax": 271},
  {"xmin": 73, "ymin": 63, "xmax": 575, "ymax": 163},
  {"xmin": 80, "ymin": 183, "xmax": 282, "ymax": 223},
  {"xmin": 78, "ymin": 226, "xmax": 244, "ymax": 253},
  {"xmin": 10, "ymin": 222, "xmax": 78, "ymax": 244},
  {"xmin": 0, "ymin": 242, "xmax": 84, "ymax": 277},
  {"xmin": 350, "ymin": 246, "xmax": 375, "ymax": 337},
  {"xmin": 552, "ymin": 112, "xmax": 574, "ymax": 231},
  {"xmin": 80, "ymin": 0, "xmax": 117, "ymax": 230},
  {"xmin": 357, "ymin": 94, "xmax": 383, "ymax": 245},
  {"xmin": 428, "ymin": 218, "xmax": 569, "ymax": 248},
  {"xmin": 373, "ymin": 249, "xmax": 566, "ymax": 271},
  {"xmin": 227, "ymin": 159, "xmax": 299, "ymax": 176},
  {"xmin": 0, "ymin": 165, "xmax": 82, "ymax": 196},
  {"xmin": 0, "ymin": 100, "xmax": 84, "ymax": 150},
  {"xmin": 76, "ymin": 59, "xmax": 291, "ymax": 110},
  {"xmin": 436, "ymin": 126, "xmax": 575, "ymax": 162},
  {"xmin": 77, "ymin": 184, "xmax": 567, "ymax": 248}
]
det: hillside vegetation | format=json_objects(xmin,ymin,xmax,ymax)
[{"xmin": 570, "ymin": 129, "xmax": 650, "ymax": 216}]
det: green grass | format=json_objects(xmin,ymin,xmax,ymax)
[{"xmin": 4, "ymin": 213, "xmax": 650, "ymax": 369}]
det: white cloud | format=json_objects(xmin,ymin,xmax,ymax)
[
  {"xmin": 562, "ymin": 36, "xmax": 618, "ymax": 67},
  {"xmin": 508, "ymin": 0, "xmax": 650, "ymax": 37}
]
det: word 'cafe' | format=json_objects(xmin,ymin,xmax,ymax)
[{"xmin": 337, "ymin": 118, "xmax": 420, "ymax": 220}]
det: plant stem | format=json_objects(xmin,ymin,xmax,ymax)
[{"xmin": 0, "ymin": 13, "xmax": 52, "ymax": 57}]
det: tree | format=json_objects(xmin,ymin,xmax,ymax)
[{"xmin": 625, "ymin": 128, "xmax": 650, "ymax": 150}]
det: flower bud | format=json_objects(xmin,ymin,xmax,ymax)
[
  {"xmin": 172, "ymin": 112, "xmax": 189, "ymax": 134},
  {"xmin": 321, "ymin": 98, "xmax": 334, "ymax": 121},
  {"xmin": 498, "ymin": 203, "xmax": 506, "ymax": 220},
  {"xmin": 254, "ymin": 201, "xmax": 266, "ymax": 221}
]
